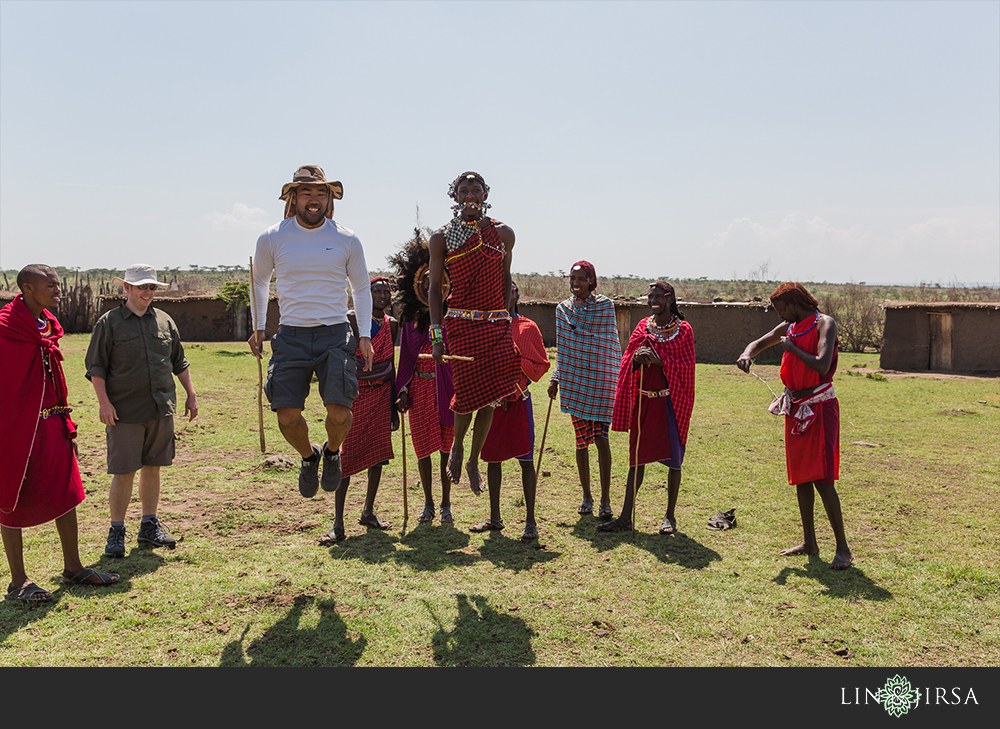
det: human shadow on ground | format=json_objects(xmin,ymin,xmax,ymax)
[
  {"xmin": 391, "ymin": 521, "xmax": 479, "ymax": 572},
  {"xmin": 474, "ymin": 528, "xmax": 561, "ymax": 573},
  {"xmin": 218, "ymin": 594, "xmax": 366, "ymax": 666},
  {"xmin": 426, "ymin": 593, "xmax": 536, "ymax": 666},
  {"xmin": 773, "ymin": 554, "xmax": 893, "ymax": 601},
  {"xmin": 319, "ymin": 527, "xmax": 399, "ymax": 565},
  {"xmin": 0, "ymin": 551, "xmax": 165, "ymax": 646},
  {"xmin": 573, "ymin": 520, "xmax": 723, "ymax": 570},
  {"xmin": 0, "ymin": 591, "xmax": 57, "ymax": 647}
]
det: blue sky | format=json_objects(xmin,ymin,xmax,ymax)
[{"xmin": 1, "ymin": 0, "xmax": 998, "ymax": 285}]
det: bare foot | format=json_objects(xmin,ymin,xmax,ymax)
[
  {"xmin": 466, "ymin": 461, "xmax": 483, "ymax": 495},
  {"xmin": 830, "ymin": 548, "xmax": 853, "ymax": 570},
  {"xmin": 447, "ymin": 445, "xmax": 463, "ymax": 484},
  {"xmin": 779, "ymin": 543, "xmax": 819, "ymax": 557}
]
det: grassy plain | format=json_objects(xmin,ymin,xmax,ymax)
[{"xmin": 1, "ymin": 338, "xmax": 997, "ymax": 667}]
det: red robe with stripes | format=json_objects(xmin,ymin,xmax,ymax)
[{"xmin": 612, "ymin": 318, "xmax": 696, "ymax": 467}]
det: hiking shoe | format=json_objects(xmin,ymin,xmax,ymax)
[
  {"xmin": 320, "ymin": 441, "xmax": 341, "ymax": 493},
  {"xmin": 104, "ymin": 525, "xmax": 126, "ymax": 558},
  {"xmin": 137, "ymin": 517, "xmax": 177, "ymax": 548},
  {"xmin": 299, "ymin": 443, "xmax": 321, "ymax": 497}
]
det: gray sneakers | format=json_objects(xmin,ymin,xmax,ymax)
[
  {"xmin": 104, "ymin": 525, "xmax": 126, "ymax": 558},
  {"xmin": 321, "ymin": 441, "xmax": 342, "ymax": 493},
  {"xmin": 299, "ymin": 444, "xmax": 322, "ymax": 497},
  {"xmin": 137, "ymin": 516, "xmax": 177, "ymax": 548}
]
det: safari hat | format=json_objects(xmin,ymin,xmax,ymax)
[
  {"xmin": 111, "ymin": 264, "xmax": 168, "ymax": 289},
  {"xmin": 279, "ymin": 165, "xmax": 344, "ymax": 201}
]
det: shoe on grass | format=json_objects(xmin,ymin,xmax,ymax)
[
  {"xmin": 137, "ymin": 516, "xmax": 177, "ymax": 548},
  {"xmin": 104, "ymin": 525, "xmax": 126, "ymax": 558}
]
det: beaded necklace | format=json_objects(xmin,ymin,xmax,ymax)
[
  {"xmin": 787, "ymin": 311, "xmax": 820, "ymax": 339},
  {"xmin": 443, "ymin": 209, "xmax": 504, "ymax": 256},
  {"xmin": 647, "ymin": 315, "xmax": 679, "ymax": 342}
]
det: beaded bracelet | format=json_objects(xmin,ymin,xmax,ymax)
[{"xmin": 429, "ymin": 325, "xmax": 444, "ymax": 346}]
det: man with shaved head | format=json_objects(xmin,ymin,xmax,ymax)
[{"xmin": 2, "ymin": 265, "xmax": 118, "ymax": 604}]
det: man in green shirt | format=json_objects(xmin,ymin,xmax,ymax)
[{"xmin": 85, "ymin": 264, "xmax": 198, "ymax": 558}]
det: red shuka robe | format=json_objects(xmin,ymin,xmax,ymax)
[
  {"xmin": 780, "ymin": 313, "xmax": 840, "ymax": 485},
  {"xmin": 0, "ymin": 295, "xmax": 85, "ymax": 527},
  {"xmin": 612, "ymin": 318, "xmax": 696, "ymax": 467}
]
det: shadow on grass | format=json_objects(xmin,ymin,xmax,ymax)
[
  {"xmin": 218, "ymin": 594, "xmax": 366, "ymax": 666},
  {"xmin": 392, "ymin": 521, "xmax": 478, "ymax": 571},
  {"xmin": 773, "ymin": 555, "xmax": 893, "ymax": 601},
  {"xmin": 475, "ymin": 529, "xmax": 561, "ymax": 572},
  {"xmin": 60, "ymin": 548, "xmax": 167, "ymax": 597},
  {"xmin": 213, "ymin": 350, "xmax": 253, "ymax": 358},
  {"xmin": 0, "ymin": 595, "xmax": 57, "ymax": 647},
  {"xmin": 0, "ymin": 550, "xmax": 166, "ymax": 646},
  {"xmin": 573, "ymin": 519, "xmax": 723, "ymax": 570},
  {"xmin": 426, "ymin": 593, "xmax": 536, "ymax": 666},
  {"xmin": 321, "ymin": 527, "xmax": 399, "ymax": 564}
]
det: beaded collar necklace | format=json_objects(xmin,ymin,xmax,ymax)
[
  {"xmin": 36, "ymin": 316, "xmax": 52, "ymax": 337},
  {"xmin": 444, "ymin": 203, "xmax": 502, "ymax": 254},
  {"xmin": 787, "ymin": 310, "xmax": 820, "ymax": 339},
  {"xmin": 647, "ymin": 315, "xmax": 679, "ymax": 342}
]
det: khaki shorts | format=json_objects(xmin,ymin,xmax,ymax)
[
  {"xmin": 106, "ymin": 416, "xmax": 175, "ymax": 474},
  {"xmin": 264, "ymin": 323, "xmax": 359, "ymax": 411}
]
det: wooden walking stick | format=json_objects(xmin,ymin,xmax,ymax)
[
  {"xmin": 400, "ymin": 409, "xmax": 409, "ymax": 523},
  {"xmin": 534, "ymin": 392, "xmax": 555, "ymax": 490},
  {"xmin": 631, "ymin": 366, "xmax": 645, "ymax": 540},
  {"xmin": 418, "ymin": 353, "xmax": 474, "ymax": 362},
  {"xmin": 249, "ymin": 256, "xmax": 265, "ymax": 453}
]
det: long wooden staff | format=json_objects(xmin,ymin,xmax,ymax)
[
  {"xmin": 418, "ymin": 353, "xmax": 474, "ymax": 362},
  {"xmin": 248, "ymin": 256, "xmax": 265, "ymax": 453},
  {"xmin": 534, "ymin": 393, "xmax": 555, "ymax": 489},
  {"xmin": 631, "ymin": 367, "xmax": 645, "ymax": 540},
  {"xmin": 400, "ymin": 409, "xmax": 409, "ymax": 523}
]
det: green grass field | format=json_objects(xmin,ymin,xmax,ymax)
[{"xmin": 1, "ymin": 337, "xmax": 997, "ymax": 667}]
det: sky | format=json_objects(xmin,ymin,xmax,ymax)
[{"xmin": 1, "ymin": 0, "xmax": 998, "ymax": 286}]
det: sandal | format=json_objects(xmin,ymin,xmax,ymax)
[
  {"xmin": 60, "ymin": 568, "xmax": 119, "ymax": 586},
  {"xmin": 6, "ymin": 581, "xmax": 52, "ymax": 604},
  {"xmin": 418, "ymin": 506, "xmax": 435, "ymax": 523},
  {"xmin": 577, "ymin": 500, "xmax": 594, "ymax": 515},
  {"xmin": 440, "ymin": 506, "xmax": 454, "ymax": 523},
  {"xmin": 598, "ymin": 503, "xmax": 614, "ymax": 520},
  {"xmin": 659, "ymin": 514, "xmax": 677, "ymax": 535},
  {"xmin": 319, "ymin": 526, "xmax": 346, "ymax": 544},
  {"xmin": 707, "ymin": 508, "xmax": 737, "ymax": 531},
  {"xmin": 521, "ymin": 523, "xmax": 539, "ymax": 541},
  {"xmin": 596, "ymin": 517, "xmax": 632, "ymax": 532},
  {"xmin": 469, "ymin": 518, "xmax": 505, "ymax": 533},
  {"xmin": 358, "ymin": 512, "xmax": 392, "ymax": 530}
]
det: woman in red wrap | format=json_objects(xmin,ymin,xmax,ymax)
[
  {"xmin": 1, "ymin": 265, "xmax": 118, "ymax": 603},
  {"xmin": 320, "ymin": 278, "xmax": 397, "ymax": 543},
  {"xmin": 737, "ymin": 282, "xmax": 852, "ymax": 570},
  {"xmin": 599, "ymin": 282, "xmax": 695, "ymax": 534}
]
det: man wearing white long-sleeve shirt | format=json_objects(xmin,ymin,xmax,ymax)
[{"xmin": 249, "ymin": 165, "xmax": 374, "ymax": 498}]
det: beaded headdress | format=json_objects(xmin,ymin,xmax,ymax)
[{"xmin": 387, "ymin": 228, "xmax": 451, "ymax": 328}]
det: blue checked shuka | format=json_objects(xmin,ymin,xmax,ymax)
[{"xmin": 554, "ymin": 293, "xmax": 621, "ymax": 422}]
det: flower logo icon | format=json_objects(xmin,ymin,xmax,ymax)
[{"xmin": 879, "ymin": 675, "xmax": 920, "ymax": 717}]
